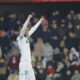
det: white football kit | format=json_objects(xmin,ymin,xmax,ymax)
[{"xmin": 17, "ymin": 17, "xmax": 42, "ymax": 80}]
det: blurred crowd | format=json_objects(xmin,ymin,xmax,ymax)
[{"xmin": 0, "ymin": 10, "xmax": 80, "ymax": 80}]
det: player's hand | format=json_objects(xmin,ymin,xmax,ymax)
[
  {"xmin": 28, "ymin": 14, "xmax": 32, "ymax": 19},
  {"xmin": 41, "ymin": 17, "xmax": 45, "ymax": 22}
]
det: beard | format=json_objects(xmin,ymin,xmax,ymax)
[{"xmin": 24, "ymin": 33, "xmax": 28, "ymax": 37}]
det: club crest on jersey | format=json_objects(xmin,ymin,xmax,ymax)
[{"xmin": 26, "ymin": 40, "xmax": 29, "ymax": 43}]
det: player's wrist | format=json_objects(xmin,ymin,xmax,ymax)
[
  {"xmin": 41, "ymin": 17, "xmax": 45, "ymax": 22},
  {"xmin": 28, "ymin": 14, "xmax": 32, "ymax": 19}
]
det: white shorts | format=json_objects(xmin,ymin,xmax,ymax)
[{"xmin": 19, "ymin": 61, "xmax": 36, "ymax": 80}]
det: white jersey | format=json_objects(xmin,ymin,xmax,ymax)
[
  {"xmin": 17, "ymin": 35, "xmax": 31, "ymax": 62},
  {"xmin": 17, "ymin": 17, "xmax": 42, "ymax": 62}
]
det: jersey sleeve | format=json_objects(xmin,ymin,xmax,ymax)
[
  {"xmin": 19, "ymin": 17, "xmax": 30, "ymax": 38},
  {"xmin": 28, "ymin": 19, "xmax": 42, "ymax": 37}
]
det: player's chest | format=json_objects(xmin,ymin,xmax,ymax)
[
  {"xmin": 23, "ymin": 38, "xmax": 29, "ymax": 44},
  {"xmin": 19, "ymin": 38, "xmax": 29, "ymax": 45}
]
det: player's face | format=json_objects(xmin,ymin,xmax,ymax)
[{"xmin": 25, "ymin": 28, "xmax": 29, "ymax": 36}]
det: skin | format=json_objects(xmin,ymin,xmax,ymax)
[{"xmin": 25, "ymin": 28, "xmax": 29, "ymax": 36}]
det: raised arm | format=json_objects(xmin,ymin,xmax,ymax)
[
  {"xmin": 28, "ymin": 17, "xmax": 44, "ymax": 36},
  {"xmin": 20, "ymin": 14, "xmax": 32, "ymax": 37}
]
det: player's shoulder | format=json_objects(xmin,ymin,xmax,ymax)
[{"xmin": 16, "ymin": 35, "xmax": 23, "ymax": 41}]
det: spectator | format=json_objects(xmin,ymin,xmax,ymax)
[
  {"xmin": 36, "ymin": 56, "xmax": 44, "ymax": 69},
  {"xmin": 8, "ymin": 49, "xmax": 20, "ymax": 74},
  {"xmin": 32, "ymin": 61, "xmax": 38, "ymax": 77},
  {"xmin": 8, "ymin": 71, "xmax": 19, "ymax": 80},
  {"xmin": 58, "ymin": 23, "xmax": 66, "ymax": 39},
  {"xmin": 46, "ymin": 65, "xmax": 55, "ymax": 75},
  {"xmin": 69, "ymin": 47, "xmax": 80, "ymax": 62},
  {"xmin": 71, "ymin": 70, "xmax": 80, "ymax": 80},
  {"xmin": 8, "ymin": 13, "xmax": 17, "ymax": 30},
  {"xmin": 69, "ymin": 48, "xmax": 80, "ymax": 71},
  {"xmin": 56, "ymin": 61, "xmax": 64, "ymax": 73},
  {"xmin": 51, "ymin": 74, "xmax": 55, "ymax": 80},
  {"xmin": 51, "ymin": 19, "xmax": 56, "ymax": 25},
  {"xmin": 46, "ymin": 56, "xmax": 56, "ymax": 69},
  {"xmin": 0, "ymin": 57, "xmax": 8, "ymax": 80},
  {"xmin": 9, "ymin": 29, "xmax": 17, "ymax": 41},
  {"xmin": 63, "ymin": 70, "xmax": 72, "ymax": 80},
  {"xmin": 75, "ymin": 24, "xmax": 80, "ymax": 40},
  {"xmin": 40, "ymin": 26, "xmax": 50, "ymax": 42},
  {"xmin": 66, "ymin": 23, "xmax": 74, "ymax": 36},
  {"xmin": 37, "ymin": 68, "xmax": 46, "ymax": 80},
  {"xmin": 59, "ymin": 40, "xmax": 65, "ymax": 52},
  {"xmin": 62, "ymin": 61, "xmax": 72, "ymax": 75},
  {"xmin": 65, "ymin": 32, "xmax": 79, "ymax": 49},
  {"xmin": 34, "ymin": 38, "xmax": 44, "ymax": 57},
  {"xmin": 51, "ymin": 11, "xmax": 60, "ymax": 25},
  {"xmin": 43, "ymin": 42, "xmax": 53, "ymax": 57},
  {"xmin": 15, "ymin": 20, "xmax": 21, "ymax": 31},
  {"xmin": 70, "ymin": 10, "xmax": 76, "ymax": 21},
  {"xmin": 62, "ymin": 48, "xmax": 69, "ymax": 59},
  {"xmin": 54, "ymin": 73, "xmax": 63, "ymax": 80},
  {"xmin": 0, "ymin": 31, "xmax": 10, "ymax": 55},
  {"xmin": 0, "ymin": 16, "xmax": 7, "ymax": 31},
  {"xmin": 31, "ymin": 12, "xmax": 36, "ymax": 20},
  {"xmin": 75, "ymin": 13, "xmax": 80, "ymax": 24},
  {"xmin": 45, "ymin": 73, "xmax": 52, "ymax": 80},
  {"xmin": 54, "ymin": 48, "xmax": 63, "ymax": 62},
  {"xmin": 33, "ymin": 18, "xmax": 39, "ymax": 25},
  {"xmin": 50, "ymin": 23, "xmax": 59, "ymax": 48},
  {"xmin": 66, "ymin": 14, "xmax": 73, "ymax": 24}
]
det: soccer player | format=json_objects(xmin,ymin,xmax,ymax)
[{"xmin": 17, "ymin": 14, "xmax": 44, "ymax": 80}]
